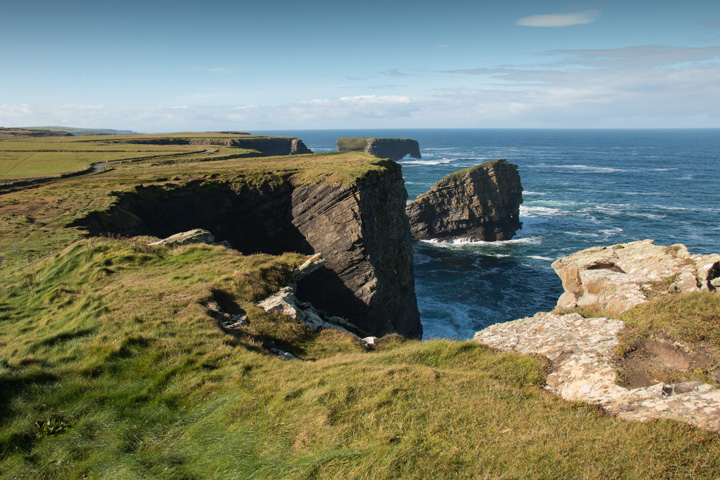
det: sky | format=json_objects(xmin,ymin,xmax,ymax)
[{"xmin": 2, "ymin": 0, "xmax": 720, "ymax": 131}]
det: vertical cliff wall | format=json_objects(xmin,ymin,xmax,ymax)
[
  {"xmin": 73, "ymin": 166, "xmax": 421, "ymax": 338},
  {"xmin": 406, "ymin": 159, "xmax": 523, "ymax": 241},
  {"xmin": 292, "ymin": 165, "xmax": 421, "ymax": 337},
  {"xmin": 337, "ymin": 137, "xmax": 421, "ymax": 161}
]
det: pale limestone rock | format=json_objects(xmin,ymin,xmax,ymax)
[
  {"xmin": 474, "ymin": 312, "xmax": 720, "ymax": 433},
  {"xmin": 552, "ymin": 240, "xmax": 718, "ymax": 314},
  {"xmin": 148, "ymin": 228, "xmax": 231, "ymax": 248}
]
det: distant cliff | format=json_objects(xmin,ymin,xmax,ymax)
[
  {"xmin": 115, "ymin": 135, "xmax": 312, "ymax": 156},
  {"xmin": 73, "ymin": 159, "xmax": 421, "ymax": 339},
  {"xmin": 406, "ymin": 159, "xmax": 523, "ymax": 241},
  {"xmin": 337, "ymin": 137, "xmax": 421, "ymax": 161}
]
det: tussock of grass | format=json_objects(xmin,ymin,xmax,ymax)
[{"xmin": 1, "ymin": 239, "xmax": 720, "ymax": 478}]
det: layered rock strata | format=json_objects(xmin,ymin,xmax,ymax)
[
  {"xmin": 406, "ymin": 159, "xmax": 523, "ymax": 241},
  {"xmin": 336, "ymin": 137, "xmax": 421, "ymax": 161},
  {"xmin": 73, "ymin": 165, "xmax": 421, "ymax": 338},
  {"xmin": 552, "ymin": 239, "xmax": 720, "ymax": 314}
]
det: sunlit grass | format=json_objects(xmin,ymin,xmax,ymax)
[{"xmin": 1, "ymin": 239, "xmax": 719, "ymax": 479}]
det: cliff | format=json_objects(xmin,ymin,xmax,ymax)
[
  {"xmin": 72, "ymin": 155, "xmax": 421, "ymax": 338},
  {"xmin": 113, "ymin": 134, "xmax": 312, "ymax": 156},
  {"xmin": 336, "ymin": 137, "xmax": 421, "ymax": 161},
  {"xmin": 405, "ymin": 159, "xmax": 523, "ymax": 241}
]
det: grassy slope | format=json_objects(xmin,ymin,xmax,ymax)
[
  {"xmin": 1, "ymin": 239, "xmax": 719, "ymax": 479},
  {"xmin": 1, "ymin": 139, "xmax": 720, "ymax": 478}
]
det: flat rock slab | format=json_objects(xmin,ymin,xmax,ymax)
[{"xmin": 474, "ymin": 312, "xmax": 720, "ymax": 433}]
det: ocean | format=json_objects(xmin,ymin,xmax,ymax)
[{"xmin": 258, "ymin": 129, "xmax": 720, "ymax": 339}]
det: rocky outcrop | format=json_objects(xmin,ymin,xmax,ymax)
[
  {"xmin": 474, "ymin": 241, "xmax": 720, "ymax": 434},
  {"xmin": 336, "ymin": 137, "xmax": 421, "ymax": 161},
  {"xmin": 552, "ymin": 240, "xmax": 720, "ymax": 314},
  {"xmin": 72, "ymin": 165, "xmax": 421, "ymax": 339},
  {"xmin": 474, "ymin": 312, "xmax": 720, "ymax": 434},
  {"xmin": 148, "ymin": 228, "xmax": 231, "ymax": 248},
  {"xmin": 405, "ymin": 159, "xmax": 523, "ymax": 241}
]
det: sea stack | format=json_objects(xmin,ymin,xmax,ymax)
[
  {"xmin": 336, "ymin": 137, "xmax": 421, "ymax": 161},
  {"xmin": 406, "ymin": 159, "xmax": 523, "ymax": 241}
]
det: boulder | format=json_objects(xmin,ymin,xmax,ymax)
[
  {"xmin": 148, "ymin": 228, "xmax": 231, "ymax": 248},
  {"xmin": 552, "ymin": 240, "xmax": 720, "ymax": 314},
  {"xmin": 336, "ymin": 137, "xmax": 421, "ymax": 161},
  {"xmin": 405, "ymin": 159, "xmax": 523, "ymax": 241}
]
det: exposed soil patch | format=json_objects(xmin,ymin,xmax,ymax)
[{"xmin": 615, "ymin": 336, "xmax": 720, "ymax": 388}]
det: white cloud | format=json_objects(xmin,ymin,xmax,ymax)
[
  {"xmin": 0, "ymin": 96, "xmax": 420, "ymax": 131},
  {"xmin": 516, "ymin": 10, "xmax": 600, "ymax": 27},
  {"xmin": 3, "ymin": 46, "xmax": 720, "ymax": 130}
]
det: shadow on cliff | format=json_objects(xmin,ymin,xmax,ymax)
[{"xmin": 71, "ymin": 181, "xmax": 313, "ymax": 255}]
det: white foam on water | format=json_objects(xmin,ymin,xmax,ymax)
[
  {"xmin": 520, "ymin": 205, "xmax": 562, "ymax": 217},
  {"xmin": 653, "ymin": 205, "xmax": 687, "ymax": 211},
  {"xmin": 400, "ymin": 158, "xmax": 454, "ymax": 166},
  {"xmin": 522, "ymin": 191, "xmax": 546, "ymax": 196},
  {"xmin": 535, "ymin": 163, "xmax": 627, "ymax": 174},
  {"xmin": 421, "ymin": 236, "xmax": 541, "ymax": 248},
  {"xmin": 627, "ymin": 212, "xmax": 667, "ymax": 220},
  {"xmin": 528, "ymin": 255, "xmax": 554, "ymax": 261},
  {"xmin": 599, "ymin": 227, "xmax": 624, "ymax": 237}
]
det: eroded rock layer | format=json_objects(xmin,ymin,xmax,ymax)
[
  {"xmin": 73, "ymin": 166, "xmax": 421, "ymax": 338},
  {"xmin": 336, "ymin": 137, "xmax": 421, "ymax": 161},
  {"xmin": 406, "ymin": 159, "xmax": 523, "ymax": 241},
  {"xmin": 552, "ymin": 239, "xmax": 720, "ymax": 315}
]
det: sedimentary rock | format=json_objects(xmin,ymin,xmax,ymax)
[
  {"xmin": 474, "ymin": 312, "xmax": 720, "ymax": 433},
  {"xmin": 73, "ymin": 163, "xmax": 421, "ymax": 338},
  {"xmin": 148, "ymin": 228, "xmax": 230, "ymax": 248},
  {"xmin": 405, "ymin": 159, "xmax": 523, "ymax": 241},
  {"xmin": 336, "ymin": 137, "xmax": 421, "ymax": 161},
  {"xmin": 552, "ymin": 240, "xmax": 720, "ymax": 314}
]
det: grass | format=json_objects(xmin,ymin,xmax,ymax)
[
  {"xmin": 0, "ymin": 132, "xmax": 298, "ymax": 181},
  {"xmin": 1, "ymin": 134, "xmax": 720, "ymax": 478},
  {"xmin": 619, "ymin": 292, "xmax": 720, "ymax": 347},
  {"xmin": 1, "ymin": 238, "xmax": 720, "ymax": 479}
]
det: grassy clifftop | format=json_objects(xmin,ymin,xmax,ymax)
[{"xmin": 1, "ymin": 134, "xmax": 719, "ymax": 478}]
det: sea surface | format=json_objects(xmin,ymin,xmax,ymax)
[{"xmin": 258, "ymin": 129, "xmax": 720, "ymax": 339}]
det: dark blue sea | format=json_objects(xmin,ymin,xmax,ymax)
[{"xmin": 258, "ymin": 129, "xmax": 720, "ymax": 339}]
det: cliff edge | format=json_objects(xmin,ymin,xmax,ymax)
[
  {"xmin": 337, "ymin": 137, "xmax": 421, "ymax": 161},
  {"xmin": 72, "ymin": 153, "xmax": 421, "ymax": 338},
  {"xmin": 406, "ymin": 159, "xmax": 523, "ymax": 241}
]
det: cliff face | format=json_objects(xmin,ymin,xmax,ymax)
[
  {"xmin": 117, "ymin": 136, "xmax": 312, "ymax": 156},
  {"xmin": 73, "ymin": 166, "xmax": 421, "ymax": 338},
  {"xmin": 336, "ymin": 137, "xmax": 421, "ymax": 161},
  {"xmin": 406, "ymin": 159, "xmax": 523, "ymax": 241}
]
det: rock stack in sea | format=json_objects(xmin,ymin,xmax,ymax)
[{"xmin": 405, "ymin": 159, "xmax": 523, "ymax": 241}]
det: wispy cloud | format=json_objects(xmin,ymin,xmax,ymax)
[
  {"xmin": 193, "ymin": 67, "xmax": 237, "ymax": 74},
  {"xmin": 551, "ymin": 45, "xmax": 720, "ymax": 68},
  {"xmin": 379, "ymin": 69, "xmax": 417, "ymax": 78},
  {"xmin": 516, "ymin": 10, "xmax": 600, "ymax": 27}
]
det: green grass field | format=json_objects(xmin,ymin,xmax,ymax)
[
  {"xmin": 0, "ymin": 132, "xmax": 293, "ymax": 181},
  {"xmin": 1, "ymin": 134, "xmax": 719, "ymax": 479}
]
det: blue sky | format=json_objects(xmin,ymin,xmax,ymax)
[{"xmin": 2, "ymin": 0, "xmax": 720, "ymax": 131}]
